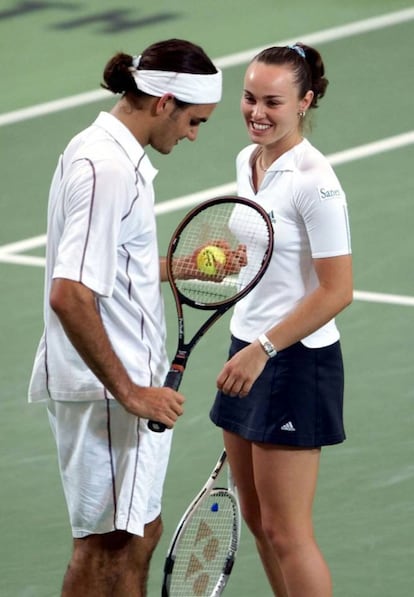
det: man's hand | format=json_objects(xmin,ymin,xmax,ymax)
[{"xmin": 120, "ymin": 385, "xmax": 185, "ymax": 429}]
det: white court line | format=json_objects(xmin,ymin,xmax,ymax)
[
  {"xmin": 0, "ymin": 253, "xmax": 45, "ymax": 267},
  {"xmin": 0, "ymin": 235, "xmax": 48, "ymax": 254},
  {"xmin": 328, "ymin": 131, "xmax": 414, "ymax": 166},
  {"xmin": 354, "ymin": 291, "xmax": 414, "ymax": 307},
  {"xmin": 1, "ymin": 7, "xmax": 414, "ymax": 127}
]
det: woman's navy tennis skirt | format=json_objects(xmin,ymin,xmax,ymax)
[{"xmin": 210, "ymin": 337, "xmax": 346, "ymax": 447}]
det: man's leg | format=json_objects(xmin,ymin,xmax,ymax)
[{"xmin": 62, "ymin": 517, "xmax": 162, "ymax": 597}]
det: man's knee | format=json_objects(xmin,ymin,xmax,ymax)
[
  {"xmin": 72, "ymin": 531, "xmax": 134, "ymax": 563},
  {"xmin": 144, "ymin": 515, "xmax": 163, "ymax": 545},
  {"xmin": 71, "ymin": 521, "xmax": 163, "ymax": 569}
]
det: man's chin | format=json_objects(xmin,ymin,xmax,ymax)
[{"xmin": 154, "ymin": 145, "xmax": 173, "ymax": 155}]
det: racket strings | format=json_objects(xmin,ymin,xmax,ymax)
[
  {"xmin": 170, "ymin": 201, "xmax": 272, "ymax": 307},
  {"xmin": 168, "ymin": 491, "xmax": 238, "ymax": 596}
]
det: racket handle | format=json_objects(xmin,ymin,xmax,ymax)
[
  {"xmin": 148, "ymin": 367, "xmax": 184, "ymax": 433},
  {"xmin": 148, "ymin": 420, "xmax": 167, "ymax": 433},
  {"xmin": 164, "ymin": 367, "xmax": 184, "ymax": 391}
]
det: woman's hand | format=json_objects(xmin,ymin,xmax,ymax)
[
  {"xmin": 173, "ymin": 241, "xmax": 247, "ymax": 281},
  {"xmin": 216, "ymin": 340, "xmax": 268, "ymax": 398}
]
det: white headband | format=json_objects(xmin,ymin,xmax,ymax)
[{"xmin": 130, "ymin": 55, "xmax": 222, "ymax": 104}]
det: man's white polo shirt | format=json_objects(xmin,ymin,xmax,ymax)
[{"xmin": 29, "ymin": 112, "xmax": 169, "ymax": 402}]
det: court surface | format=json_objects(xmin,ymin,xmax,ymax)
[{"xmin": 1, "ymin": 1, "xmax": 414, "ymax": 595}]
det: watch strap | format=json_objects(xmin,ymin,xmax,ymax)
[{"xmin": 258, "ymin": 333, "xmax": 277, "ymax": 358}]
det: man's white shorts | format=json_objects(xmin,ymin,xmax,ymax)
[{"xmin": 47, "ymin": 398, "xmax": 173, "ymax": 538}]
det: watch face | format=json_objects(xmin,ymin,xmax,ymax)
[
  {"xmin": 258, "ymin": 334, "xmax": 276, "ymax": 357},
  {"xmin": 263, "ymin": 341, "xmax": 276, "ymax": 357}
]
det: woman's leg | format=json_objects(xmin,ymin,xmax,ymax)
[
  {"xmin": 253, "ymin": 442, "xmax": 332, "ymax": 597},
  {"xmin": 224, "ymin": 431, "xmax": 288, "ymax": 596}
]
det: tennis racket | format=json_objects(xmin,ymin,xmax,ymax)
[
  {"xmin": 162, "ymin": 450, "xmax": 240, "ymax": 596},
  {"xmin": 148, "ymin": 195, "xmax": 274, "ymax": 432}
]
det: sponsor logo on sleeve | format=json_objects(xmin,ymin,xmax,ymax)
[{"xmin": 318, "ymin": 187, "xmax": 343, "ymax": 201}]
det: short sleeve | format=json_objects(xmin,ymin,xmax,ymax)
[
  {"xmin": 294, "ymin": 168, "xmax": 352, "ymax": 258},
  {"xmin": 53, "ymin": 157, "xmax": 133, "ymax": 296}
]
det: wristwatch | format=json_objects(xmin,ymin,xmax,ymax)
[{"xmin": 258, "ymin": 334, "xmax": 277, "ymax": 358}]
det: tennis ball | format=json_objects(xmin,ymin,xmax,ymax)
[{"xmin": 196, "ymin": 245, "xmax": 226, "ymax": 275}]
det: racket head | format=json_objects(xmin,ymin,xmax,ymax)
[
  {"xmin": 162, "ymin": 452, "xmax": 240, "ymax": 597},
  {"xmin": 167, "ymin": 196, "xmax": 274, "ymax": 311}
]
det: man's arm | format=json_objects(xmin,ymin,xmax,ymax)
[{"xmin": 49, "ymin": 278, "xmax": 184, "ymax": 427}]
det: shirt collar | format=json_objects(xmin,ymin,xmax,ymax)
[
  {"xmin": 250, "ymin": 139, "xmax": 307, "ymax": 172},
  {"xmin": 93, "ymin": 111, "xmax": 158, "ymax": 182}
]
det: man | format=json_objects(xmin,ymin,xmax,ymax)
[{"xmin": 28, "ymin": 39, "xmax": 222, "ymax": 596}]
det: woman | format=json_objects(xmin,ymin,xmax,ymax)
[{"xmin": 210, "ymin": 43, "xmax": 352, "ymax": 597}]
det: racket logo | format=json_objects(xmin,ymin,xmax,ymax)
[
  {"xmin": 184, "ymin": 520, "xmax": 222, "ymax": 595},
  {"xmin": 178, "ymin": 319, "xmax": 184, "ymax": 336}
]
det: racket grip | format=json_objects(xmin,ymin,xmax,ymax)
[
  {"xmin": 148, "ymin": 420, "xmax": 167, "ymax": 433},
  {"xmin": 148, "ymin": 367, "xmax": 184, "ymax": 433},
  {"xmin": 164, "ymin": 367, "xmax": 184, "ymax": 391}
]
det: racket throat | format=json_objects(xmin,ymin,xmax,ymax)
[{"xmin": 171, "ymin": 350, "xmax": 188, "ymax": 371}]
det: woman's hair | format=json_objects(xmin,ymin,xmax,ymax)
[
  {"xmin": 252, "ymin": 43, "xmax": 329, "ymax": 109},
  {"xmin": 101, "ymin": 38, "xmax": 218, "ymax": 106}
]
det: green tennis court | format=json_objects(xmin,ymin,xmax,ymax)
[{"xmin": 1, "ymin": 1, "xmax": 414, "ymax": 595}]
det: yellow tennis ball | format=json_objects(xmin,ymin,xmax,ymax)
[{"xmin": 196, "ymin": 245, "xmax": 226, "ymax": 275}]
